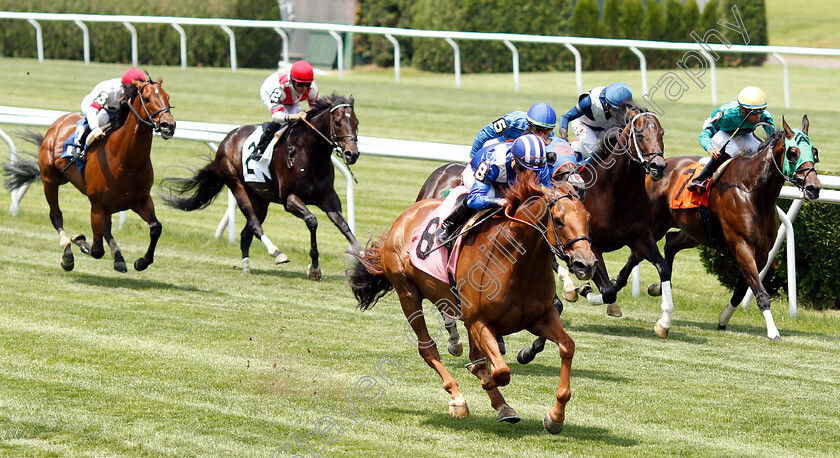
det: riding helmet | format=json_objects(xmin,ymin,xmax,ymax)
[
  {"xmin": 737, "ymin": 86, "xmax": 768, "ymax": 109},
  {"xmin": 512, "ymin": 134, "xmax": 547, "ymax": 170},
  {"xmin": 121, "ymin": 67, "xmax": 146, "ymax": 84},
  {"xmin": 290, "ymin": 60, "xmax": 315, "ymax": 83},
  {"xmin": 526, "ymin": 102, "xmax": 558, "ymax": 130},
  {"xmin": 604, "ymin": 82, "xmax": 633, "ymax": 109}
]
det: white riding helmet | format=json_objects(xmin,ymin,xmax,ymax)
[{"xmin": 737, "ymin": 86, "xmax": 768, "ymax": 110}]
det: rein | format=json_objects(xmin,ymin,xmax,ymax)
[
  {"xmin": 301, "ymin": 102, "xmax": 359, "ymax": 182},
  {"xmin": 771, "ymin": 130, "xmax": 817, "ymax": 191},
  {"xmin": 626, "ymin": 111, "xmax": 664, "ymax": 169},
  {"xmin": 504, "ymin": 187, "xmax": 591, "ymax": 263}
]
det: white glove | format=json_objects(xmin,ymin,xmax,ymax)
[
  {"xmin": 90, "ymin": 127, "xmax": 106, "ymax": 140},
  {"xmin": 289, "ymin": 112, "xmax": 307, "ymax": 121}
]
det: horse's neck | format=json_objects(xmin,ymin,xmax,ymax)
[
  {"xmin": 730, "ymin": 140, "xmax": 786, "ymax": 207},
  {"xmin": 295, "ymin": 116, "xmax": 333, "ymax": 169},
  {"xmin": 482, "ymin": 202, "xmax": 552, "ymax": 270},
  {"xmin": 110, "ymin": 100, "xmax": 153, "ymax": 165},
  {"xmin": 591, "ymin": 129, "xmax": 644, "ymax": 192}
]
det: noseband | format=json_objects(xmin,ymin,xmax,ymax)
[{"xmin": 127, "ymin": 80, "xmax": 172, "ymax": 134}]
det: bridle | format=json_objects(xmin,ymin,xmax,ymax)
[
  {"xmin": 504, "ymin": 184, "xmax": 591, "ymax": 264},
  {"xmin": 621, "ymin": 111, "xmax": 664, "ymax": 173},
  {"xmin": 773, "ymin": 130, "xmax": 818, "ymax": 192},
  {"xmin": 127, "ymin": 80, "xmax": 172, "ymax": 134},
  {"xmin": 302, "ymin": 103, "xmax": 359, "ymax": 154}
]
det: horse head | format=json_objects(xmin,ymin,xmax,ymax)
[
  {"xmin": 612, "ymin": 104, "xmax": 667, "ymax": 180},
  {"xmin": 781, "ymin": 115, "xmax": 821, "ymax": 202},
  {"xmin": 548, "ymin": 182, "xmax": 596, "ymax": 279},
  {"xmin": 310, "ymin": 94, "xmax": 359, "ymax": 165},
  {"xmin": 505, "ymin": 175, "xmax": 597, "ymax": 280},
  {"xmin": 130, "ymin": 75, "xmax": 176, "ymax": 139}
]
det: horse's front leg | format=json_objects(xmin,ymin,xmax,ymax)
[
  {"xmin": 229, "ymin": 182, "xmax": 288, "ymax": 269},
  {"xmin": 131, "ymin": 194, "xmax": 162, "ymax": 271},
  {"xmin": 732, "ymin": 241, "xmax": 780, "ymax": 340},
  {"xmin": 527, "ymin": 308, "xmax": 575, "ymax": 434},
  {"xmin": 631, "ymin": 235, "xmax": 675, "ymax": 338},
  {"xmin": 91, "ymin": 206, "xmax": 126, "ymax": 272},
  {"xmin": 284, "ymin": 194, "xmax": 321, "ymax": 281},
  {"xmin": 320, "ymin": 191, "xmax": 362, "ymax": 254},
  {"xmin": 589, "ymin": 250, "xmax": 623, "ymax": 317}
]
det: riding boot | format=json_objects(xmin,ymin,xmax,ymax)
[
  {"xmin": 687, "ymin": 153, "xmax": 730, "ymax": 194},
  {"xmin": 70, "ymin": 125, "xmax": 89, "ymax": 163},
  {"xmin": 250, "ymin": 121, "xmax": 282, "ymax": 162},
  {"xmin": 435, "ymin": 197, "xmax": 476, "ymax": 245}
]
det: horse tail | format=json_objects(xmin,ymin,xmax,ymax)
[
  {"xmin": 2, "ymin": 131, "xmax": 43, "ymax": 191},
  {"xmin": 347, "ymin": 239, "xmax": 394, "ymax": 311},
  {"xmin": 159, "ymin": 162, "xmax": 225, "ymax": 211}
]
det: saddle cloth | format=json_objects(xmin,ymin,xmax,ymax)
[
  {"xmin": 407, "ymin": 186, "xmax": 470, "ymax": 284},
  {"xmin": 242, "ymin": 126, "xmax": 280, "ymax": 183},
  {"xmin": 670, "ymin": 157, "xmax": 736, "ymax": 209}
]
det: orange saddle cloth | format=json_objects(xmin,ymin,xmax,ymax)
[{"xmin": 670, "ymin": 162, "xmax": 711, "ymax": 209}]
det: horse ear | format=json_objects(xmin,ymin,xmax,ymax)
[
  {"xmin": 801, "ymin": 114, "xmax": 809, "ymax": 135},
  {"xmin": 782, "ymin": 116, "xmax": 793, "ymax": 138},
  {"xmin": 349, "ymin": 95, "xmax": 354, "ymax": 105},
  {"xmin": 157, "ymin": 77, "xmax": 164, "ymax": 85}
]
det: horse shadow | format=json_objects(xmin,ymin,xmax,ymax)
[
  {"xmin": 246, "ymin": 267, "xmax": 346, "ymax": 283},
  {"xmin": 571, "ymin": 319, "xmax": 709, "ymax": 345},
  {"xmin": 383, "ymin": 406, "xmax": 638, "ymax": 446},
  {"xmin": 672, "ymin": 317, "xmax": 840, "ymax": 341},
  {"xmin": 511, "ymin": 364, "xmax": 629, "ymax": 384},
  {"xmin": 71, "ymin": 272, "xmax": 211, "ymax": 293}
]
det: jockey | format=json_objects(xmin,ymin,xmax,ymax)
[
  {"xmin": 69, "ymin": 67, "xmax": 146, "ymax": 161},
  {"xmin": 558, "ymin": 82, "xmax": 633, "ymax": 159},
  {"xmin": 436, "ymin": 134, "xmax": 551, "ymax": 244},
  {"xmin": 470, "ymin": 102, "xmax": 557, "ymax": 158},
  {"xmin": 687, "ymin": 86, "xmax": 776, "ymax": 194},
  {"xmin": 251, "ymin": 60, "xmax": 320, "ymax": 162}
]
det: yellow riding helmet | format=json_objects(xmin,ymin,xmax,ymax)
[{"xmin": 737, "ymin": 86, "xmax": 768, "ymax": 110}]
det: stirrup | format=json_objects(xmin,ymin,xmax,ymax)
[{"xmin": 687, "ymin": 179, "xmax": 708, "ymax": 194}]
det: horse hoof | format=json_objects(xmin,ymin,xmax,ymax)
[
  {"xmin": 273, "ymin": 251, "xmax": 290, "ymax": 264},
  {"xmin": 72, "ymin": 234, "xmax": 91, "ymax": 255},
  {"xmin": 242, "ymin": 267, "xmax": 251, "ymax": 274},
  {"xmin": 563, "ymin": 284, "xmax": 579, "ymax": 302},
  {"xmin": 606, "ymin": 304, "xmax": 623, "ymax": 317},
  {"xmin": 134, "ymin": 258, "xmax": 149, "ymax": 271},
  {"xmin": 648, "ymin": 283, "xmax": 662, "ymax": 296},
  {"xmin": 516, "ymin": 347, "xmax": 535, "ymax": 365},
  {"xmin": 654, "ymin": 321, "xmax": 670, "ymax": 338},
  {"xmin": 447, "ymin": 341, "xmax": 463, "ymax": 357},
  {"xmin": 114, "ymin": 261, "xmax": 128, "ymax": 273},
  {"xmin": 717, "ymin": 324, "xmax": 727, "ymax": 331},
  {"xmin": 61, "ymin": 246, "xmax": 75, "ymax": 271},
  {"xmin": 497, "ymin": 404, "xmax": 520, "ymax": 423},
  {"xmin": 770, "ymin": 335, "xmax": 781, "ymax": 342},
  {"xmin": 307, "ymin": 264, "xmax": 322, "ymax": 281},
  {"xmin": 543, "ymin": 413, "xmax": 564, "ymax": 434},
  {"xmin": 448, "ymin": 398, "xmax": 469, "ymax": 419}
]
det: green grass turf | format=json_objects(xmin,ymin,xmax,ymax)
[{"xmin": 1, "ymin": 57, "xmax": 839, "ymax": 456}]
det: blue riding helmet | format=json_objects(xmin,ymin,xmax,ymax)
[
  {"xmin": 512, "ymin": 134, "xmax": 547, "ymax": 170},
  {"xmin": 526, "ymin": 103, "xmax": 557, "ymax": 130},
  {"xmin": 605, "ymin": 82, "xmax": 633, "ymax": 109}
]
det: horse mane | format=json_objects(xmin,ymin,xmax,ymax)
[
  {"xmin": 755, "ymin": 129, "xmax": 785, "ymax": 155},
  {"xmin": 591, "ymin": 101, "xmax": 649, "ymax": 163},
  {"xmin": 501, "ymin": 170, "xmax": 544, "ymax": 212},
  {"xmin": 287, "ymin": 92, "xmax": 353, "ymax": 146}
]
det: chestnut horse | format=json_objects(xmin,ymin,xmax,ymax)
[
  {"xmin": 3, "ymin": 76, "xmax": 175, "ymax": 272},
  {"xmin": 610, "ymin": 116, "xmax": 820, "ymax": 340},
  {"xmin": 160, "ymin": 94, "xmax": 360, "ymax": 279},
  {"xmin": 348, "ymin": 175, "xmax": 596, "ymax": 433}
]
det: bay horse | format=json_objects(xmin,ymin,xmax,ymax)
[
  {"xmin": 3, "ymin": 75, "xmax": 175, "ymax": 272},
  {"xmin": 610, "ymin": 115, "xmax": 820, "ymax": 340},
  {"xmin": 348, "ymin": 175, "xmax": 597, "ymax": 433},
  {"xmin": 159, "ymin": 94, "xmax": 360, "ymax": 279}
]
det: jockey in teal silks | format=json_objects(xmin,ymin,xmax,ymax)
[{"xmin": 687, "ymin": 86, "xmax": 776, "ymax": 194}]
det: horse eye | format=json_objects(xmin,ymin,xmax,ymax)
[
  {"xmin": 143, "ymin": 97, "xmax": 150, "ymax": 103},
  {"xmin": 553, "ymin": 216, "xmax": 565, "ymax": 227}
]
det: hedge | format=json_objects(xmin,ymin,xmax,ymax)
[{"xmin": 698, "ymin": 192, "xmax": 840, "ymax": 310}]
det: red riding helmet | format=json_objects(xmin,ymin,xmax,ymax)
[
  {"xmin": 121, "ymin": 67, "xmax": 146, "ymax": 84},
  {"xmin": 289, "ymin": 60, "xmax": 314, "ymax": 83}
]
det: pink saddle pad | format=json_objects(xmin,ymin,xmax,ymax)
[{"xmin": 407, "ymin": 187, "xmax": 468, "ymax": 284}]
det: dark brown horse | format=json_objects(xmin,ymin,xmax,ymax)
[
  {"xmin": 610, "ymin": 115, "xmax": 820, "ymax": 340},
  {"xmin": 3, "ymin": 76, "xmax": 175, "ymax": 272},
  {"xmin": 160, "ymin": 94, "xmax": 360, "ymax": 279},
  {"xmin": 348, "ymin": 175, "xmax": 596, "ymax": 433}
]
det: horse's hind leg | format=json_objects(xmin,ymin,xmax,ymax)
[
  {"xmin": 589, "ymin": 250, "xmax": 623, "ymax": 317},
  {"xmin": 285, "ymin": 194, "xmax": 321, "ymax": 281},
  {"xmin": 43, "ymin": 179, "xmax": 75, "ymax": 271},
  {"xmin": 465, "ymin": 338, "xmax": 519, "ymax": 423},
  {"xmin": 527, "ymin": 310, "xmax": 575, "ymax": 434},
  {"xmin": 229, "ymin": 183, "xmax": 289, "ymax": 267},
  {"xmin": 239, "ymin": 196, "xmax": 269, "ymax": 274},
  {"xmin": 466, "ymin": 321, "xmax": 510, "ymax": 390},
  {"xmin": 732, "ymin": 242, "xmax": 779, "ymax": 340},
  {"xmin": 131, "ymin": 194, "xmax": 162, "ymax": 271},
  {"xmin": 718, "ymin": 279, "xmax": 749, "ymax": 331},
  {"xmin": 397, "ymin": 281, "xmax": 468, "ymax": 419}
]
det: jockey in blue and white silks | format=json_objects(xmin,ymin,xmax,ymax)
[
  {"xmin": 436, "ymin": 134, "xmax": 551, "ymax": 244},
  {"xmin": 558, "ymin": 82, "xmax": 633, "ymax": 159},
  {"xmin": 470, "ymin": 103, "xmax": 557, "ymax": 158},
  {"xmin": 687, "ymin": 86, "xmax": 776, "ymax": 194}
]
